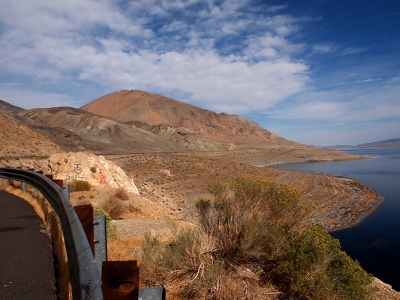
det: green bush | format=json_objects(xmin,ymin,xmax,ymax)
[
  {"xmin": 93, "ymin": 206, "xmax": 118, "ymax": 239},
  {"xmin": 202, "ymin": 177, "xmax": 315, "ymax": 261},
  {"xmin": 275, "ymin": 225, "xmax": 371, "ymax": 299}
]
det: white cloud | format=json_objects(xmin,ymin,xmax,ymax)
[
  {"xmin": 0, "ymin": 0, "xmax": 310, "ymax": 113},
  {"xmin": 280, "ymin": 100, "xmax": 346, "ymax": 121}
]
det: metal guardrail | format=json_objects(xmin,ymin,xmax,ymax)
[{"xmin": 0, "ymin": 167, "xmax": 103, "ymax": 300}]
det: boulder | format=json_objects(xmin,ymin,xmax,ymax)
[{"xmin": 47, "ymin": 152, "xmax": 139, "ymax": 194}]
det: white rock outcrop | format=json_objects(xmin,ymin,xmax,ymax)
[{"xmin": 46, "ymin": 152, "xmax": 139, "ymax": 194}]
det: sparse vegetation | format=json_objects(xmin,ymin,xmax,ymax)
[
  {"xmin": 115, "ymin": 187, "xmax": 130, "ymax": 200},
  {"xmin": 98, "ymin": 195, "xmax": 130, "ymax": 220},
  {"xmin": 71, "ymin": 180, "xmax": 91, "ymax": 192},
  {"xmin": 90, "ymin": 166, "xmax": 97, "ymax": 173},
  {"xmin": 140, "ymin": 177, "xmax": 372, "ymax": 299},
  {"xmin": 94, "ymin": 206, "xmax": 118, "ymax": 239}
]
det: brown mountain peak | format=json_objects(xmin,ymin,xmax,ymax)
[{"xmin": 81, "ymin": 90, "xmax": 292, "ymax": 148}]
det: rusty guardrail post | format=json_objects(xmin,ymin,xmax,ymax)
[
  {"xmin": 74, "ymin": 204, "xmax": 95, "ymax": 255},
  {"xmin": 102, "ymin": 261, "xmax": 139, "ymax": 299}
]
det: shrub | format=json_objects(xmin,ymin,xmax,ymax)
[
  {"xmin": 94, "ymin": 206, "xmax": 118, "ymax": 239},
  {"xmin": 98, "ymin": 196, "xmax": 126, "ymax": 220},
  {"xmin": 203, "ymin": 177, "xmax": 315, "ymax": 261},
  {"xmin": 90, "ymin": 166, "xmax": 97, "ymax": 173},
  {"xmin": 115, "ymin": 187, "xmax": 130, "ymax": 200},
  {"xmin": 275, "ymin": 225, "xmax": 372, "ymax": 299},
  {"xmin": 141, "ymin": 176, "xmax": 372, "ymax": 299},
  {"xmin": 141, "ymin": 230, "xmax": 218, "ymax": 298},
  {"xmin": 71, "ymin": 180, "xmax": 91, "ymax": 192}
]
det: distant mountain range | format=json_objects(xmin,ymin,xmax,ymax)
[
  {"xmin": 329, "ymin": 138, "xmax": 400, "ymax": 149},
  {"xmin": 356, "ymin": 138, "xmax": 400, "ymax": 148}
]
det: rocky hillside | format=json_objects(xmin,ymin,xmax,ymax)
[
  {"xmin": 1, "ymin": 90, "xmax": 300, "ymax": 154},
  {"xmin": 8, "ymin": 106, "xmax": 222, "ymax": 153},
  {"xmin": 0, "ymin": 100, "xmax": 23, "ymax": 113},
  {"xmin": 0, "ymin": 112, "xmax": 63, "ymax": 157},
  {"xmin": 81, "ymin": 90, "xmax": 292, "ymax": 148}
]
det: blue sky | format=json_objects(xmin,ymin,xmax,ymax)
[{"xmin": 0, "ymin": 0, "xmax": 399, "ymax": 146}]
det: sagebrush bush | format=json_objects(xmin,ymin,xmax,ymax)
[
  {"xmin": 71, "ymin": 180, "xmax": 91, "ymax": 192},
  {"xmin": 115, "ymin": 187, "xmax": 130, "ymax": 200},
  {"xmin": 98, "ymin": 196, "xmax": 126, "ymax": 220},
  {"xmin": 275, "ymin": 225, "xmax": 371, "ymax": 299},
  {"xmin": 140, "ymin": 177, "xmax": 372, "ymax": 300}
]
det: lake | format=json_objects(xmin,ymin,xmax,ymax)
[{"xmin": 272, "ymin": 148, "xmax": 400, "ymax": 290}]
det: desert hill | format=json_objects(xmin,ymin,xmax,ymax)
[
  {"xmin": 0, "ymin": 100, "xmax": 23, "ymax": 113},
  {"xmin": 81, "ymin": 90, "xmax": 291, "ymax": 148},
  {"xmin": 7, "ymin": 106, "xmax": 228, "ymax": 153},
  {"xmin": 0, "ymin": 112, "xmax": 63, "ymax": 157}
]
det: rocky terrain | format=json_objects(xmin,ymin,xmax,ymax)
[{"xmin": 0, "ymin": 112, "xmax": 63, "ymax": 157}]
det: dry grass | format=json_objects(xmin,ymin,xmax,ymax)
[
  {"xmin": 2, "ymin": 184, "xmax": 72, "ymax": 300},
  {"xmin": 139, "ymin": 228, "xmax": 280, "ymax": 300},
  {"xmin": 107, "ymin": 236, "xmax": 144, "ymax": 261},
  {"xmin": 98, "ymin": 194, "xmax": 140, "ymax": 219},
  {"xmin": 99, "ymin": 196, "xmax": 126, "ymax": 219},
  {"xmin": 0, "ymin": 178, "xmax": 9, "ymax": 188},
  {"xmin": 115, "ymin": 187, "xmax": 130, "ymax": 200}
]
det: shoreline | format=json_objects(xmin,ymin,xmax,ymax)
[{"xmin": 258, "ymin": 155, "xmax": 385, "ymax": 233}]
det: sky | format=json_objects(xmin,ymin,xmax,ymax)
[{"xmin": 0, "ymin": 0, "xmax": 399, "ymax": 146}]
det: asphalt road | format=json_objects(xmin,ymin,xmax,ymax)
[{"xmin": 0, "ymin": 190, "xmax": 56, "ymax": 299}]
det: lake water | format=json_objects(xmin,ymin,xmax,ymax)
[{"xmin": 272, "ymin": 148, "xmax": 400, "ymax": 290}]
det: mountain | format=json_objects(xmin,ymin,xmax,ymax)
[
  {"xmin": 357, "ymin": 138, "xmax": 400, "ymax": 148},
  {"xmin": 10, "ymin": 106, "xmax": 215, "ymax": 153},
  {"xmin": 81, "ymin": 90, "xmax": 292, "ymax": 148},
  {"xmin": 1, "ymin": 90, "xmax": 305, "ymax": 155},
  {"xmin": 0, "ymin": 100, "xmax": 24, "ymax": 113}
]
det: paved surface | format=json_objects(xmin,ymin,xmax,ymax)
[{"xmin": 0, "ymin": 191, "xmax": 56, "ymax": 299}]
